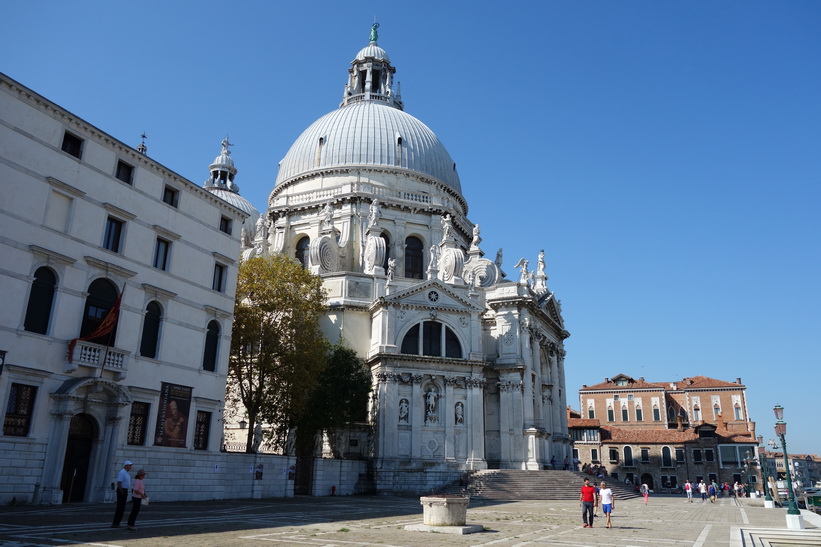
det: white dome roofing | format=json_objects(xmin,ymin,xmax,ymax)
[
  {"xmin": 207, "ymin": 187, "xmax": 260, "ymax": 225},
  {"xmin": 275, "ymin": 102, "xmax": 462, "ymax": 193},
  {"xmin": 355, "ymin": 43, "xmax": 390, "ymax": 62}
]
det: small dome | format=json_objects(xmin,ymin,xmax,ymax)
[
  {"xmin": 212, "ymin": 150, "xmax": 235, "ymax": 169},
  {"xmin": 355, "ymin": 44, "xmax": 390, "ymax": 63},
  {"xmin": 275, "ymin": 102, "xmax": 461, "ymax": 193},
  {"xmin": 206, "ymin": 187, "xmax": 260, "ymax": 226}
]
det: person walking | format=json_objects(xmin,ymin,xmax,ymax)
[
  {"xmin": 599, "ymin": 481, "xmax": 615, "ymax": 529},
  {"xmin": 126, "ymin": 469, "xmax": 147, "ymax": 531},
  {"xmin": 708, "ymin": 481, "xmax": 716, "ymax": 503},
  {"xmin": 640, "ymin": 483, "xmax": 650, "ymax": 505},
  {"xmin": 580, "ymin": 478, "xmax": 597, "ymax": 528},
  {"xmin": 111, "ymin": 460, "xmax": 133, "ymax": 528},
  {"xmin": 698, "ymin": 480, "xmax": 708, "ymax": 502},
  {"xmin": 685, "ymin": 480, "xmax": 693, "ymax": 502}
]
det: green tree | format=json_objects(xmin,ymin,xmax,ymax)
[
  {"xmin": 227, "ymin": 254, "xmax": 328, "ymax": 452},
  {"xmin": 295, "ymin": 345, "xmax": 371, "ymax": 456}
]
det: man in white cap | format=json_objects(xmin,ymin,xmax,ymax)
[{"xmin": 111, "ymin": 460, "xmax": 133, "ymax": 528}]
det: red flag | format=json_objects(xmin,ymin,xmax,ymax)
[{"xmin": 68, "ymin": 287, "xmax": 124, "ymax": 363}]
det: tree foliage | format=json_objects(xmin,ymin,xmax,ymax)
[
  {"xmin": 227, "ymin": 254, "xmax": 328, "ymax": 452},
  {"xmin": 295, "ymin": 345, "xmax": 371, "ymax": 455}
]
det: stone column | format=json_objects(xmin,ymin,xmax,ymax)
[
  {"xmin": 411, "ymin": 375, "xmax": 423, "ymax": 460},
  {"xmin": 92, "ymin": 413, "xmax": 123, "ymax": 503},
  {"xmin": 511, "ymin": 379, "xmax": 525, "ymax": 469},
  {"xmin": 444, "ymin": 377, "xmax": 456, "ymax": 460},
  {"xmin": 40, "ymin": 410, "xmax": 72, "ymax": 504},
  {"xmin": 520, "ymin": 329, "xmax": 535, "ymax": 429},
  {"xmin": 465, "ymin": 377, "xmax": 487, "ymax": 470}
]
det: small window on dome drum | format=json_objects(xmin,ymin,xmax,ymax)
[{"xmin": 404, "ymin": 236, "xmax": 423, "ymax": 279}]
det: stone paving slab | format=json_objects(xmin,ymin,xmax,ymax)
[{"xmin": 0, "ymin": 494, "xmax": 818, "ymax": 546}]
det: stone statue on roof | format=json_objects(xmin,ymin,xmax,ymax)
[{"xmin": 370, "ymin": 23, "xmax": 379, "ymax": 43}]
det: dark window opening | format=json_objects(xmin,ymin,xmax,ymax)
[
  {"xmin": 3, "ymin": 383, "xmax": 38, "ymax": 436},
  {"xmin": 203, "ymin": 320, "xmax": 219, "ymax": 372},
  {"xmin": 153, "ymin": 238, "xmax": 170, "ymax": 271},
  {"xmin": 212, "ymin": 264, "xmax": 226, "ymax": 292},
  {"xmin": 422, "ymin": 321, "xmax": 442, "ymax": 356},
  {"xmin": 219, "ymin": 216, "xmax": 232, "ymax": 235},
  {"xmin": 404, "ymin": 236, "xmax": 423, "ymax": 279},
  {"xmin": 61, "ymin": 132, "xmax": 83, "ymax": 158},
  {"xmin": 381, "ymin": 233, "xmax": 390, "ymax": 272},
  {"xmin": 103, "ymin": 217, "xmax": 123, "ymax": 253},
  {"xmin": 163, "ymin": 186, "xmax": 179, "ymax": 207},
  {"xmin": 139, "ymin": 301, "xmax": 162, "ymax": 358},
  {"xmin": 127, "ymin": 402, "xmax": 150, "ymax": 445},
  {"xmin": 296, "ymin": 236, "xmax": 310, "ymax": 268},
  {"xmin": 80, "ymin": 279, "xmax": 119, "ymax": 344},
  {"xmin": 193, "ymin": 411, "xmax": 211, "ymax": 450},
  {"xmin": 400, "ymin": 324, "xmax": 420, "ymax": 354},
  {"xmin": 116, "ymin": 160, "xmax": 134, "ymax": 184},
  {"xmin": 24, "ymin": 267, "xmax": 56, "ymax": 334}
]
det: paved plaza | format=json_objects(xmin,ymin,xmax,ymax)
[{"xmin": 0, "ymin": 494, "xmax": 820, "ymax": 546}]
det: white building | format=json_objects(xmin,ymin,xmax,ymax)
[
  {"xmin": 247, "ymin": 26, "xmax": 571, "ymax": 493},
  {"xmin": 0, "ymin": 73, "xmax": 249, "ymax": 504}
]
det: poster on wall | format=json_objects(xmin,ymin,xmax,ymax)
[{"xmin": 155, "ymin": 382, "xmax": 192, "ymax": 447}]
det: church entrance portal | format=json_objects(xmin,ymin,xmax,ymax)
[{"xmin": 61, "ymin": 414, "xmax": 95, "ymax": 503}]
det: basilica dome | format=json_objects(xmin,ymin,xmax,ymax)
[
  {"xmin": 274, "ymin": 102, "xmax": 461, "ymax": 193},
  {"xmin": 274, "ymin": 28, "xmax": 461, "ymax": 195}
]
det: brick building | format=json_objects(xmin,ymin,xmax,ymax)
[{"xmin": 570, "ymin": 373, "xmax": 759, "ymax": 491}]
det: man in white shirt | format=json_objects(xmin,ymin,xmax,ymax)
[
  {"xmin": 598, "ymin": 481, "xmax": 615, "ymax": 529},
  {"xmin": 111, "ymin": 460, "xmax": 133, "ymax": 528}
]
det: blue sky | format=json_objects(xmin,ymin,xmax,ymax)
[{"xmin": 4, "ymin": 1, "xmax": 820, "ymax": 456}]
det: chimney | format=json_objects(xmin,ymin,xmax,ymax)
[
  {"xmin": 677, "ymin": 415, "xmax": 684, "ymax": 431},
  {"xmin": 605, "ymin": 378, "xmax": 610, "ymax": 383},
  {"xmin": 736, "ymin": 377, "xmax": 742, "ymax": 384}
]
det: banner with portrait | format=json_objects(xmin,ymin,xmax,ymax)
[{"xmin": 155, "ymin": 382, "xmax": 192, "ymax": 447}]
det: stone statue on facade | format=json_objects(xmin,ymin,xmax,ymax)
[
  {"xmin": 455, "ymin": 402, "xmax": 464, "ymax": 425},
  {"xmin": 370, "ymin": 22, "xmax": 379, "ymax": 43},
  {"xmin": 425, "ymin": 388, "xmax": 438, "ymax": 423},
  {"xmin": 320, "ymin": 201, "xmax": 334, "ymax": 229},
  {"xmin": 441, "ymin": 213, "xmax": 453, "ymax": 243},
  {"xmin": 368, "ymin": 199, "xmax": 381, "ymax": 229},
  {"xmin": 387, "ymin": 258, "xmax": 396, "ymax": 281},
  {"xmin": 255, "ymin": 215, "xmax": 268, "ymax": 241},
  {"xmin": 252, "ymin": 424, "xmax": 263, "ymax": 453},
  {"xmin": 240, "ymin": 226, "xmax": 251, "ymax": 248},
  {"xmin": 429, "ymin": 245, "xmax": 440, "ymax": 270},
  {"xmin": 495, "ymin": 248, "xmax": 507, "ymax": 278},
  {"xmin": 514, "ymin": 257, "xmax": 530, "ymax": 284},
  {"xmin": 399, "ymin": 398, "xmax": 409, "ymax": 423},
  {"xmin": 471, "ymin": 224, "xmax": 482, "ymax": 247},
  {"xmin": 537, "ymin": 249, "xmax": 545, "ymax": 274}
]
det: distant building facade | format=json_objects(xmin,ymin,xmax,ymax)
[
  {"xmin": 0, "ymin": 73, "xmax": 248, "ymax": 504},
  {"xmin": 570, "ymin": 374, "xmax": 759, "ymax": 490}
]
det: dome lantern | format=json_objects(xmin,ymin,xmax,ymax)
[{"xmin": 342, "ymin": 23, "xmax": 402, "ymax": 110}]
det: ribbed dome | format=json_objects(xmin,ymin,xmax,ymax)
[
  {"xmin": 207, "ymin": 187, "xmax": 260, "ymax": 226},
  {"xmin": 355, "ymin": 43, "xmax": 390, "ymax": 62},
  {"xmin": 211, "ymin": 150, "xmax": 235, "ymax": 168},
  {"xmin": 275, "ymin": 102, "xmax": 462, "ymax": 193}
]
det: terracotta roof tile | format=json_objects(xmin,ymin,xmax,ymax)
[{"xmin": 568, "ymin": 418, "xmax": 600, "ymax": 428}]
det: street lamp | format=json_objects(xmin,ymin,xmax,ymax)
[
  {"xmin": 773, "ymin": 404, "xmax": 800, "ymax": 516},
  {"xmin": 743, "ymin": 450, "xmax": 753, "ymax": 495},
  {"xmin": 757, "ymin": 435, "xmax": 773, "ymax": 505}
]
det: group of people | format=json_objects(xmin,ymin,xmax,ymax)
[
  {"xmin": 581, "ymin": 462, "xmax": 609, "ymax": 478},
  {"xmin": 579, "ymin": 478, "xmax": 616, "ymax": 528},
  {"xmin": 111, "ymin": 460, "xmax": 149, "ymax": 531},
  {"xmin": 683, "ymin": 479, "xmax": 750, "ymax": 502}
]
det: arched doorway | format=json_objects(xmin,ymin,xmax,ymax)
[
  {"xmin": 61, "ymin": 414, "xmax": 96, "ymax": 503},
  {"xmin": 640, "ymin": 473, "xmax": 654, "ymax": 491}
]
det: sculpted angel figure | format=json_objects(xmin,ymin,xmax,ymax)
[
  {"xmin": 514, "ymin": 257, "xmax": 530, "ymax": 284},
  {"xmin": 255, "ymin": 215, "xmax": 268, "ymax": 240},
  {"xmin": 495, "ymin": 248, "xmax": 507, "ymax": 278},
  {"xmin": 368, "ymin": 199, "xmax": 381, "ymax": 229}
]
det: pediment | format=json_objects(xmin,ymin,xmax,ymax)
[
  {"xmin": 377, "ymin": 279, "xmax": 482, "ymax": 312},
  {"xmin": 539, "ymin": 291, "xmax": 566, "ymax": 330}
]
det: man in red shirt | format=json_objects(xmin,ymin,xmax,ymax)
[{"xmin": 579, "ymin": 477, "xmax": 598, "ymax": 528}]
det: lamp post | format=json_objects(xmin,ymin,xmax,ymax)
[
  {"xmin": 773, "ymin": 404, "xmax": 803, "ymax": 530},
  {"xmin": 743, "ymin": 450, "xmax": 753, "ymax": 496},
  {"xmin": 757, "ymin": 435, "xmax": 774, "ymax": 507}
]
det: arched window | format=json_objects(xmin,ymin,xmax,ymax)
[
  {"xmin": 24, "ymin": 267, "xmax": 57, "ymax": 334},
  {"xmin": 734, "ymin": 404, "xmax": 742, "ymax": 420},
  {"xmin": 653, "ymin": 405, "xmax": 661, "ymax": 421},
  {"xmin": 295, "ymin": 236, "xmax": 310, "ymax": 268},
  {"xmin": 693, "ymin": 405, "xmax": 701, "ymax": 422},
  {"xmin": 713, "ymin": 404, "xmax": 721, "ymax": 419},
  {"xmin": 139, "ymin": 301, "xmax": 162, "ymax": 358},
  {"xmin": 203, "ymin": 320, "xmax": 220, "ymax": 372},
  {"xmin": 80, "ymin": 279, "xmax": 120, "ymax": 345},
  {"xmin": 624, "ymin": 446, "xmax": 634, "ymax": 466},
  {"xmin": 679, "ymin": 408, "xmax": 688, "ymax": 423},
  {"xmin": 607, "ymin": 405, "xmax": 615, "ymax": 422},
  {"xmin": 381, "ymin": 233, "xmax": 391, "ymax": 272},
  {"xmin": 662, "ymin": 446, "xmax": 672, "ymax": 467},
  {"xmin": 404, "ymin": 236, "xmax": 423, "ymax": 279},
  {"xmin": 667, "ymin": 406, "xmax": 676, "ymax": 422},
  {"xmin": 621, "ymin": 403, "xmax": 629, "ymax": 421},
  {"xmin": 587, "ymin": 406, "xmax": 595, "ymax": 419},
  {"xmin": 400, "ymin": 321, "xmax": 462, "ymax": 358},
  {"xmin": 635, "ymin": 405, "xmax": 643, "ymax": 421}
]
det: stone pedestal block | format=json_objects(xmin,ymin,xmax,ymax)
[{"xmin": 420, "ymin": 496, "xmax": 468, "ymax": 526}]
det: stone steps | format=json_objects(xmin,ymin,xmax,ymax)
[
  {"xmin": 737, "ymin": 527, "xmax": 821, "ymax": 546},
  {"xmin": 437, "ymin": 469, "xmax": 642, "ymax": 501}
]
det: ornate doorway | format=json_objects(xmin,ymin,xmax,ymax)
[{"xmin": 61, "ymin": 414, "xmax": 95, "ymax": 503}]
